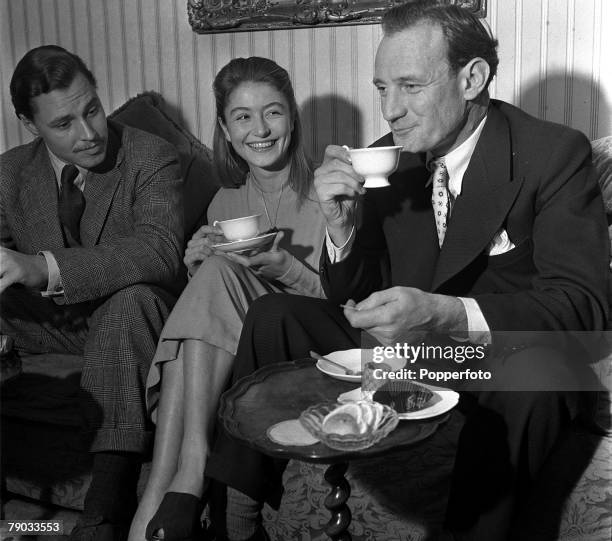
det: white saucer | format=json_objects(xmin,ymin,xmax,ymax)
[
  {"xmin": 337, "ymin": 383, "xmax": 459, "ymax": 420},
  {"xmin": 212, "ymin": 232, "xmax": 276, "ymax": 254},
  {"xmin": 315, "ymin": 348, "xmax": 407, "ymax": 382}
]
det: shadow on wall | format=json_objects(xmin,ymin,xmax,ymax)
[
  {"xmin": 301, "ymin": 94, "xmax": 363, "ymax": 166},
  {"xmin": 520, "ymin": 71, "xmax": 611, "ymax": 140}
]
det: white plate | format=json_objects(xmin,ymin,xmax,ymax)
[
  {"xmin": 337, "ymin": 383, "xmax": 459, "ymax": 420},
  {"xmin": 315, "ymin": 348, "xmax": 407, "ymax": 382},
  {"xmin": 212, "ymin": 232, "xmax": 276, "ymax": 254}
]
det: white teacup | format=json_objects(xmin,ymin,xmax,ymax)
[
  {"xmin": 213, "ymin": 214, "xmax": 261, "ymax": 241},
  {"xmin": 348, "ymin": 145, "xmax": 403, "ymax": 188}
]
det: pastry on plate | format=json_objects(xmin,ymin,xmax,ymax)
[
  {"xmin": 321, "ymin": 401, "xmax": 384, "ymax": 436},
  {"xmin": 373, "ymin": 381, "xmax": 434, "ymax": 413}
]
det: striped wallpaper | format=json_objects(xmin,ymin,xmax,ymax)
[{"xmin": 1, "ymin": 0, "xmax": 610, "ymax": 158}]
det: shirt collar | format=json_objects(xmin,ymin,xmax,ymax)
[
  {"xmin": 426, "ymin": 114, "xmax": 488, "ymax": 197},
  {"xmin": 47, "ymin": 147, "xmax": 88, "ymax": 188}
]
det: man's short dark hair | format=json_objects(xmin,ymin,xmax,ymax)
[
  {"xmin": 10, "ymin": 45, "xmax": 97, "ymax": 120},
  {"xmin": 382, "ymin": 0, "xmax": 499, "ymax": 89}
]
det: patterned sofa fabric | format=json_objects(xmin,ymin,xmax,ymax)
[
  {"xmin": 262, "ymin": 425, "xmax": 612, "ymax": 541},
  {"xmin": 592, "ymin": 136, "xmax": 612, "ymax": 216}
]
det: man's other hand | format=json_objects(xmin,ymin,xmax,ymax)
[
  {"xmin": 0, "ymin": 247, "xmax": 48, "ymax": 293},
  {"xmin": 314, "ymin": 145, "xmax": 366, "ymax": 247},
  {"xmin": 343, "ymin": 286, "xmax": 467, "ymax": 345}
]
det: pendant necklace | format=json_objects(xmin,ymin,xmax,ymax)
[{"xmin": 251, "ymin": 173, "xmax": 285, "ymax": 230}]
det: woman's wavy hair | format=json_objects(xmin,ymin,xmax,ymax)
[{"xmin": 213, "ymin": 56, "xmax": 313, "ymax": 205}]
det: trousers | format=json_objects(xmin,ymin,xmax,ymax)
[{"xmin": 1, "ymin": 283, "xmax": 175, "ymax": 453}]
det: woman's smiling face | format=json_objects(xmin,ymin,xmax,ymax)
[{"xmin": 220, "ymin": 81, "xmax": 294, "ymax": 174}]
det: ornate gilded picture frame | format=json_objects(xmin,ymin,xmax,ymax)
[{"xmin": 188, "ymin": 0, "xmax": 487, "ymax": 34}]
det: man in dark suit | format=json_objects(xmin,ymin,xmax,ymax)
[
  {"xmin": 204, "ymin": 2, "xmax": 609, "ymax": 540},
  {"xmin": 0, "ymin": 46, "xmax": 183, "ymax": 541}
]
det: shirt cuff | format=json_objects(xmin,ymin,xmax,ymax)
[
  {"xmin": 458, "ymin": 297, "xmax": 492, "ymax": 344},
  {"xmin": 39, "ymin": 251, "xmax": 64, "ymax": 298},
  {"xmin": 325, "ymin": 225, "xmax": 356, "ymax": 263}
]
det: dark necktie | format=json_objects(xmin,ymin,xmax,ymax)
[{"xmin": 58, "ymin": 164, "xmax": 85, "ymax": 246}]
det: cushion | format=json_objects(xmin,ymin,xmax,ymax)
[
  {"xmin": 592, "ymin": 136, "xmax": 612, "ymax": 216},
  {"xmin": 109, "ymin": 92, "xmax": 220, "ymax": 236}
]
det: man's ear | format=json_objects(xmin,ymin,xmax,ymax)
[
  {"xmin": 19, "ymin": 114, "xmax": 40, "ymax": 137},
  {"xmin": 218, "ymin": 117, "xmax": 231, "ymax": 142},
  {"xmin": 461, "ymin": 57, "xmax": 490, "ymax": 100}
]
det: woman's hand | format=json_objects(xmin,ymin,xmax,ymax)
[
  {"xmin": 183, "ymin": 224, "xmax": 225, "ymax": 275},
  {"xmin": 225, "ymin": 231, "xmax": 294, "ymax": 281}
]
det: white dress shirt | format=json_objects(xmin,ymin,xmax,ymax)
[
  {"xmin": 40, "ymin": 149, "xmax": 87, "ymax": 298},
  {"xmin": 326, "ymin": 116, "xmax": 515, "ymax": 344}
]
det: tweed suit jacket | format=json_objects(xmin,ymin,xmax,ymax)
[
  {"xmin": 321, "ymin": 100, "xmax": 609, "ymax": 333},
  {"xmin": 0, "ymin": 120, "xmax": 184, "ymax": 305}
]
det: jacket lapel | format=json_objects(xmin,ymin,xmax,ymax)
[
  {"xmin": 81, "ymin": 124, "xmax": 124, "ymax": 246},
  {"xmin": 431, "ymin": 104, "xmax": 524, "ymax": 291},
  {"xmin": 18, "ymin": 141, "xmax": 66, "ymax": 252}
]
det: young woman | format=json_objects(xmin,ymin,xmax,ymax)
[{"xmin": 128, "ymin": 57, "xmax": 326, "ymax": 541}]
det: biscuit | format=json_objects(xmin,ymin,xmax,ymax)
[{"xmin": 267, "ymin": 419, "xmax": 319, "ymax": 446}]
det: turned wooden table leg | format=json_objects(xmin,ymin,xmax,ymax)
[{"xmin": 323, "ymin": 462, "xmax": 352, "ymax": 541}]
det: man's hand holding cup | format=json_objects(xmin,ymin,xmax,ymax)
[{"xmin": 313, "ymin": 144, "xmax": 366, "ymax": 248}]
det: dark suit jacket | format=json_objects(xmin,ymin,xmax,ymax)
[
  {"xmin": 0, "ymin": 120, "xmax": 184, "ymax": 304},
  {"xmin": 321, "ymin": 100, "xmax": 609, "ymax": 333}
]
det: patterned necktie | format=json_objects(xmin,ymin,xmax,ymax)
[
  {"xmin": 58, "ymin": 164, "xmax": 85, "ymax": 246},
  {"xmin": 429, "ymin": 158, "xmax": 450, "ymax": 247}
]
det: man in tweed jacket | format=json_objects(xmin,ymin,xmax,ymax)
[{"xmin": 0, "ymin": 46, "xmax": 183, "ymax": 541}]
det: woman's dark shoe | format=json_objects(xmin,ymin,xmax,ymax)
[{"xmin": 145, "ymin": 492, "xmax": 205, "ymax": 541}]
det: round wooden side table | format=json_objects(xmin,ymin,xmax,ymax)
[{"xmin": 219, "ymin": 358, "xmax": 451, "ymax": 540}]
